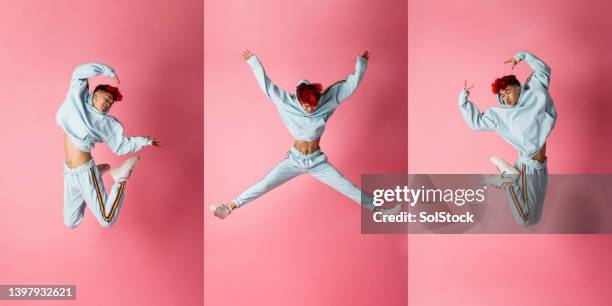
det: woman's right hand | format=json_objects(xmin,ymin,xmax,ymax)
[
  {"xmin": 504, "ymin": 57, "xmax": 519, "ymax": 70},
  {"xmin": 147, "ymin": 136, "xmax": 161, "ymax": 147},
  {"xmin": 361, "ymin": 50, "xmax": 370, "ymax": 60},
  {"xmin": 242, "ymin": 49, "xmax": 254, "ymax": 61},
  {"xmin": 464, "ymin": 80, "xmax": 474, "ymax": 96}
]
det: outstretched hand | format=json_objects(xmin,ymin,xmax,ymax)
[
  {"xmin": 504, "ymin": 57, "xmax": 519, "ymax": 70},
  {"xmin": 361, "ymin": 50, "xmax": 370, "ymax": 60},
  {"xmin": 242, "ymin": 49, "xmax": 255, "ymax": 61},
  {"xmin": 147, "ymin": 137, "xmax": 161, "ymax": 148},
  {"xmin": 464, "ymin": 80, "xmax": 474, "ymax": 96}
]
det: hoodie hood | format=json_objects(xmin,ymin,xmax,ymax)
[
  {"xmin": 296, "ymin": 79, "xmax": 311, "ymax": 86},
  {"xmin": 296, "ymin": 79, "xmax": 311, "ymax": 94}
]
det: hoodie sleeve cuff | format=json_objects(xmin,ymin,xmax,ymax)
[
  {"xmin": 246, "ymin": 55, "xmax": 259, "ymax": 66},
  {"xmin": 514, "ymin": 51, "xmax": 526, "ymax": 62},
  {"xmin": 458, "ymin": 89, "xmax": 468, "ymax": 105}
]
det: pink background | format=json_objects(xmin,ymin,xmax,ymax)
[
  {"xmin": 408, "ymin": 0, "xmax": 612, "ymax": 305},
  {"xmin": 3, "ymin": 0, "xmax": 611, "ymax": 305},
  {"xmin": 204, "ymin": 0, "xmax": 407, "ymax": 305},
  {"xmin": 0, "ymin": 1, "xmax": 203, "ymax": 305}
]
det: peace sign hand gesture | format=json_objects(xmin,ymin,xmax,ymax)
[
  {"xmin": 464, "ymin": 80, "xmax": 474, "ymax": 96},
  {"xmin": 242, "ymin": 49, "xmax": 255, "ymax": 61},
  {"xmin": 504, "ymin": 57, "xmax": 519, "ymax": 70}
]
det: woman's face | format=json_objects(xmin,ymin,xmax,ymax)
[
  {"xmin": 300, "ymin": 102, "xmax": 317, "ymax": 113},
  {"xmin": 93, "ymin": 91, "xmax": 115, "ymax": 113},
  {"xmin": 499, "ymin": 85, "xmax": 520, "ymax": 106}
]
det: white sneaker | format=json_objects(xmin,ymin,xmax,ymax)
[
  {"xmin": 483, "ymin": 155, "xmax": 519, "ymax": 189},
  {"xmin": 209, "ymin": 204, "xmax": 233, "ymax": 220},
  {"xmin": 489, "ymin": 155, "xmax": 519, "ymax": 176},
  {"xmin": 482, "ymin": 175, "xmax": 516, "ymax": 189},
  {"xmin": 110, "ymin": 156, "xmax": 141, "ymax": 183},
  {"xmin": 374, "ymin": 203, "xmax": 403, "ymax": 216},
  {"xmin": 381, "ymin": 203, "xmax": 403, "ymax": 216}
]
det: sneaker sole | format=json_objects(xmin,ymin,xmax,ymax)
[
  {"xmin": 489, "ymin": 156, "xmax": 519, "ymax": 175},
  {"xmin": 110, "ymin": 156, "xmax": 141, "ymax": 179}
]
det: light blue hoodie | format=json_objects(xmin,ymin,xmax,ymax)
[
  {"xmin": 247, "ymin": 55, "xmax": 368, "ymax": 141},
  {"xmin": 56, "ymin": 63, "xmax": 151, "ymax": 155},
  {"xmin": 458, "ymin": 51, "xmax": 557, "ymax": 158}
]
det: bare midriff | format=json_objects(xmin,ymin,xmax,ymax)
[
  {"xmin": 532, "ymin": 143, "xmax": 546, "ymax": 162},
  {"xmin": 293, "ymin": 138, "xmax": 321, "ymax": 155},
  {"xmin": 64, "ymin": 134, "xmax": 92, "ymax": 169}
]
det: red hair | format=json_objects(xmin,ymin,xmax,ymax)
[
  {"xmin": 296, "ymin": 83, "xmax": 322, "ymax": 107},
  {"xmin": 94, "ymin": 84, "xmax": 123, "ymax": 102},
  {"xmin": 491, "ymin": 75, "xmax": 520, "ymax": 94}
]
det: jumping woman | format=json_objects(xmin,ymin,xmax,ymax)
[
  {"xmin": 459, "ymin": 51, "xmax": 557, "ymax": 226},
  {"xmin": 57, "ymin": 63, "xmax": 160, "ymax": 228},
  {"xmin": 210, "ymin": 50, "xmax": 397, "ymax": 219}
]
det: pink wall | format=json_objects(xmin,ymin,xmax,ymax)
[
  {"xmin": 204, "ymin": 0, "xmax": 407, "ymax": 305},
  {"xmin": 0, "ymin": 1, "xmax": 203, "ymax": 305},
  {"xmin": 4, "ymin": 1, "xmax": 610, "ymax": 305},
  {"xmin": 408, "ymin": 0, "xmax": 612, "ymax": 305}
]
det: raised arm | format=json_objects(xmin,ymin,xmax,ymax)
[
  {"xmin": 102, "ymin": 118, "xmax": 152, "ymax": 156},
  {"xmin": 507, "ymin": 51, "xmax": 551, "ymax": 88},
  {"xmin": 70, "ymin": 63, "xmax": 118, "ymax": 88},
  {"xmin": 243, "ymin": 50, "xmax": 291, "ymax": 105},
  {"xmin": 330, "ymin": 51, "xmax": 369, "ymax": 103},
  {"xmin": 458, "ymin": 82, "xmax": 498, "ymax": 131}
]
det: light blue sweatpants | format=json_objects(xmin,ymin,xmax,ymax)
[
  {"xmin": 233, "ymin": 147, "xmax": 374, "ymax": 210},
  {"xmin": 504, "ymin": 156, "xmax": 548, "ymax": 226},
  {"xmin": 63, "ymin": 159, "xmax": 127, "ymax": 228}
]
